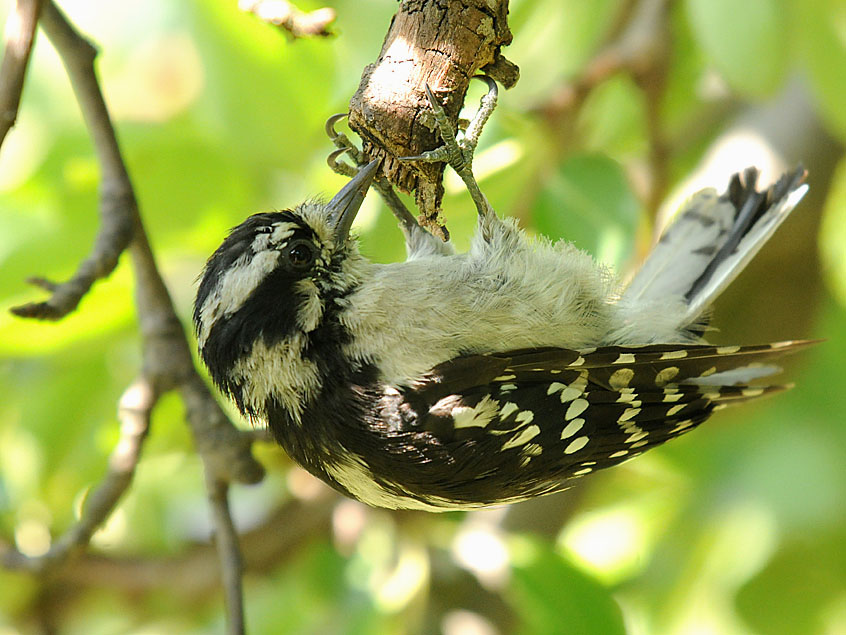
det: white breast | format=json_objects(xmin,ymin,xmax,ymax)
[{"xmin": 340, "ymin": 221, "xmax": 617, "ymax": 386}]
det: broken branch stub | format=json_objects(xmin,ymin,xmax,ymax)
[{"xmin": 348, "ymin": 0, "xmax": 518, "ymax": 240}]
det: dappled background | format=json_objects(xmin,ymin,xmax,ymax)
[{"xmin": 1, "ymin": 0, "xmax": 845, "ymax": 633}]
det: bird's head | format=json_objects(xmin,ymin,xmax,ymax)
[{"xmin": 193, "ymin": 160, "xmax": 379, "ymax": 420}]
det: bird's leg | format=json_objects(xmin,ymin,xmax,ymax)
[
  {"xmin": 400, "ymin": 76, "xmax": 498, "ymax": 220},
  {"xmin": 324, "ymin": 113, "xmax": 419, "ymax": 235}
]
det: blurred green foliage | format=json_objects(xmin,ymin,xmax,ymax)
[{"xmin": 1, "ymin": 0, "xmax": 845, "ymax": 633}]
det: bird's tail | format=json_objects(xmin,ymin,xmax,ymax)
[{"xmin": 622, "ymin": 166, "xmax": 808, "ymax": 331}]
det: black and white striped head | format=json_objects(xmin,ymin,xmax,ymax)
[{"xmin": 193, "ymin": 160, "xmax": 379, "ymax": 419}]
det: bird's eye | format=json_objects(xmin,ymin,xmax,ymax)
[{"xmin": 284, "ymin": 240, "xmax": 317, "ymax": 270}]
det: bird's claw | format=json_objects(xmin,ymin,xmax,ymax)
[
  {"xmin": 323, "ymin": 112, "xmax": 420, "ymax": 233},
  {"xmin": 327, "ymin": 147, "xmax": 358, "ymax": 178},
  {"xmin": 399, "ymin": 76, "xmax": 498, "ymax": 219},
  {"xmin": 324, "ymin": 112, "xmax": 367, "ymax": 177},
  {"xmin": 325, "ymin": 112, "xmax": 348, "ymax": 143},
  {"xmin": 398, "ymin": 76, "xmax": 497, "ymax": 171}
]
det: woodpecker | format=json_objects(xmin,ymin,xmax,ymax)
[{"xmin": 194, "ymin": 89, "xmax": 809, "ymax": 511}]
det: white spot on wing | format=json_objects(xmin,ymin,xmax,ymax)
[
  {"xmin": 559, "ymin": 374, "xmax": 588, "ymax": 402},
  {"xmin": 450, "ymin": 395, "xmax": 501, "ymax": 429},
  {"xmin": 522, "ymin": 443, "xmax": 543, "ymax": 458},
  {"xmin": 671, "ymin": 419, "xmax": 695, "ymax": 433},
  {"xmin": 609, "ymin": 368, "xmax": 635, "ymax": 389},
  {"xmin": 663, "ymin": 390, "xmax": 684, "ymax": 403},
  {"xmin": 499, "ymin": 402, "xmax": 519, "ymax": 419},
  {"xmin": 616, "ymin": 390, "xmax": 638, "ymax": 403},
  {"xmin": 565, "ymin": 398, "xmax": 589, "ymax": 420},
  {"xmin": 655, "ymin": 366, "xmax": 679, "ymax": 387},
  {"xmin": 564, "ymin": 436, "xmax": 589, "ymax": 454},
  {"xmin": 515, "ymin": 410, "xmax": 535, "ymax": 424},
  {"xmin": 618, "ymin": 407, "xmax": 641, "ymax": 422},
  {"xmin": 560, "ymin": 418, "xmax": 585, "ymax": 439},
  {"xmin": 502, "ymin": 425, "xmax": 541, "ymax": 450},
  {"xmin": 547, "ymin": 382, "xmax": 566, "ymax": 395},
  {"xmin": 625, "ymin": 430, "xmax": 648, "ymax": 443},
  {"xmin": 716, "ymin": 345, "xmax": 741, "ymax": 354}
]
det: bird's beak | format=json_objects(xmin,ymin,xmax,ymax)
[{"xmin": 326, "ymin": 159, "xmax": 380, "ymax": 243}]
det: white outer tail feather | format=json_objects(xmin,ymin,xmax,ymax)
[{"xmin": 622, "ymin": 167, "xmax": 808, "ymax": 331}]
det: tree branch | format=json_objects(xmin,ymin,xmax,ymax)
[
  {"xmin": 0, "ymin": 4, "xmax": 264, "ymax": 631},
  {"xmin": 2, "ymin": 496, "xmax": 337, "ymax": 597},
  {"xmin": 0, "ymin": 0, "xmax": 41, "ymax": 147},
  {"xmin": 10, "ymin": 0, "xmax": 134, "ymax": 320},
  {"xmin": 347, "ymin": 0, "xmax": 517, "ymax": 239}
]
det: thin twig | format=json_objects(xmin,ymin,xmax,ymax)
[
  {"xmin": 10, "ymin": 0, "xmax": 134, "ymax": 320},
  {"xmin": 1, "ymin": 496, "xmax": 337, "ymax": 595},
  {"xmin": 1, "ymin": 378, "xmax": 154, "ymax": 572},
  {"xmin": 538, "ymin": 0, "xmax": 668, "ymax": 120},
  {"xmin": 239, "ymin": 0, "xmax": 335, "ymax": 39},
  {"xmin": 521, "ymin": 0, "xmax": 671, "ymax": 230},
  {"xmin": 207, "ymin": 479, "xmax": 246, "ymax": 635},
  {"xmin": 642, "ymin": 62, "xmax": 670, "ymax": 220},
  {"xmin": 0, "ymin": 0, "xmax": 42, "ymax": 147}
]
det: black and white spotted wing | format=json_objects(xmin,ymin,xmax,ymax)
[{"xmin": 383, "ymin": 340, "xmax": 813, "ymax": 505}]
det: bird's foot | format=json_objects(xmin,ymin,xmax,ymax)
[
  {"xmin": 400, "ymin": 76, "xmax": 498, "ymax": 219},
  {"xmin": 324, "ymin": 113, "xmax": 419, "ymax": 233}
]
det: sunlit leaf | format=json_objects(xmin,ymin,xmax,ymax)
[
  {"xmin": 685, "ymin": 0, "xmax": 788, "ymax": 96},
  {"xmin": 532, "ymin": 154, "xmax": 641, "ymax": 269},
  {"xmin": 796, "ymin": 0, "xmax": 846, "ymax": 142},
  {"xmin": 737, "ymin": 533, "xmax": 846, "ymax": 635},
  {"xmin": 819, "ymin": 156, "xmax": 846, "ymax": 307},
  {"xmin": 509, "ymin": 536, "xmax": 626, "ymax": 635}
]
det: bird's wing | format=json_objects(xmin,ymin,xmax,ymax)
[{"xmin": 378, "ymin": 340, "xmax": 813, "ymax": 503}]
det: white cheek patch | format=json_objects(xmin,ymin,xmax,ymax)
[
  {"xmin": 198, "ymin": 249, "xmax": 281, "ymax": 347},
  {"xmin": 294, "ymin": 278, "xmax": 323, "ymax": 332},
  {"xmin": 231, "ymin": 334, "xmax": 321, "ymax": 422}
]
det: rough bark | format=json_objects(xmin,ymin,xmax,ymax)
[{"xmin": 348, "ymin": 0, "xmax": 518, "ymax": 239}]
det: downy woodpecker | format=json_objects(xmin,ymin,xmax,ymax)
[{"xmin": 194, "ymin": 82, "xmax": 809, "ymax": 511}]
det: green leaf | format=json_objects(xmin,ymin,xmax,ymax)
[
  {"xmin": 736, "ymin": 533, "xmax": 846, "ymax": 635},
  {"xmin": 579, "ymin": 74, "xmax": 648, "ymax": 157},
  {"xmin": 795, "ymin": 0, "xmax": 846, "ymax": 142},
  {"xmin": 819, "ymin": 156, "xmax": 846, "ymax": 306},
  {"xmin": 532, "ymin": 154, "xmax": 641, "ymax": 270},
  {"xmin": 685, "ymin": 0, "xmax": 788, "ymax": 96},
  {"xmin": 509, "ymin": 537, "xmax": 626, "ymax": 635},
  {"xmin": 507, "ymin": 0, "xmax": 625, "ymax": 105}
]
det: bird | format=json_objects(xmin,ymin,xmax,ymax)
[{"xmin": 194, "ymin": 85, "xmax": 810, "ymax": 511}]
